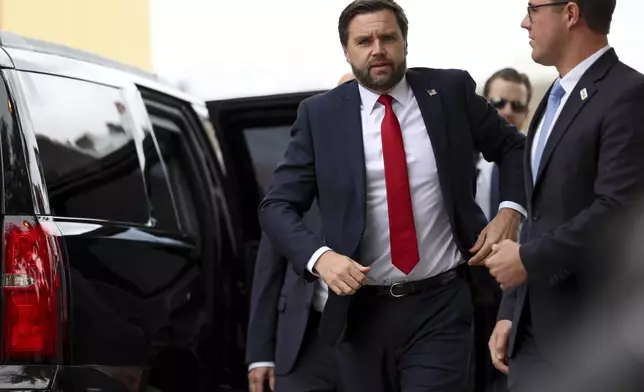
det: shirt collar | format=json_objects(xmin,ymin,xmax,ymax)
[
  {"xmin": 357, "ymin": 76, "xmax": 412, "ymax": 113},
  {"xmin": 559, "ymin": 45, "xmax": 611, "ymax": 94}
]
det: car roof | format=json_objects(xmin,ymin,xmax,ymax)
[{"xmin": 0, "ymin": 30, "xmax": 203, "ymax": 106}]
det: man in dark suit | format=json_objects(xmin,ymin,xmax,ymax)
[
  {"xmin": 479, "ymin": 0, "xmax": 644, "ymax": 390},
  {"xmin": 472, "ymin": 68, "xmax": 533, "ymax": 392},
  {"xmin": 257, "ymin": 1, "xmax": 527, "ymax": 391},
  {"xmin": 476, "ymin": 68, "xmax": 532, "ymax": 222},
  {"xmin": 246, "ymin": 77, "xmax": 355, "ymax": 392},
  {"xmin": 246, "ymin": 218, "xmax": 340, "ymax": 392}
]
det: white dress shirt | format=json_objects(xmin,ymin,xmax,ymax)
[
  {"xmin": 475, "ymin": 156, "xmax": 495, "ymax": 220},
  {"xmin": 531, "ymin": 45, "xmax": 611, "ymax": 167},
  {"xmin": 308, "ymin": 77, "xmax": 525, "ymax": 285}
]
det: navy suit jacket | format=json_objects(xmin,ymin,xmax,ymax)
[
  {"xmin": 498, "ymin": 49, "xmax": 644, "ymax": 357},
  {"xmin": 258, "ymin": 67, "xmax": 527, "ymax": 344},
  {"xmin": 246, "ymin": 206, "xmax": 321, "ymax": 375}
]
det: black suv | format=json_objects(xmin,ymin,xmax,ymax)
[{"xmin": 0, "ymin": 31, "xmax": 322, "ymax": 391}]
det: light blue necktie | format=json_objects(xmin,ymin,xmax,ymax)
[{"xmin": 532, "ymin": 80, "xmax": 566, "ymax": 183}]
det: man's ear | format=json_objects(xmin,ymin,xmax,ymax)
[
  {"xmin": 566, "ymin": 2, "xmax": 582, "ymax": 26},
  {"xmin": 343, "ymin": 46, "xmax": 350, "ymax": 63}
]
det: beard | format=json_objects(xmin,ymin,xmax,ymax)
[{"xmin": 351, "ymin": 58, "xmax": 407, "ymax": 92}]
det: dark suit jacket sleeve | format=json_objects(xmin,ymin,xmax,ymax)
[
  {"xmin": 461, "ymin": 71, "xmax": 527, "ymax": 210},
  {"xmin": 520, "ymin": 83, "xmax": 644, "ymax": 286},
  {"xmin": 258, "ymin": 100, "xmax": 324, "ymax": 278},
  {"xmin": 497, "ymin": 288, "xmax": 517, "ymax": 321},
  {"xmin": 245, "ymin": 234, "xmax": 287, "ymax": 365}
]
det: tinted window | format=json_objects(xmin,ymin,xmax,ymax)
[
  {"xmin": 19, "ymin": 72, "xmax": 149, "ymax": 224},
  {"xmin": 242, "ymin": 125, "xmax": 291, "ymax": 194},
  {"xmin": 147, "ymin": 116, "xmax": 198, "ymax": 235},
  {"xmin": 194, "ymin": 104, "xmax": 226, "ymax": 176}
]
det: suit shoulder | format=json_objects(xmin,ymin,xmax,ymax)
[
  {"xmin": 300, "ymin": 82, "xmax": 354, "ymax": 108},
  {"xmin": 409, "ymin": 67, "xmax": 471, "ymax": 82},
  {"xmin": 608, "ymin": 62, "xmax": 644, "ymax": 86},
  {"xmin": 408, "ymin": 67, "xmax": 477, "ymax": 94},
  {"xmin": 604, "ymin": 62, "xmax": 644, "ymax": 100}
]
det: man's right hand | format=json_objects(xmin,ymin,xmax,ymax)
[
  {"xmin": 489, "ymin": 319, "xmax": 512, "ymax": 374},
  {"xmin": 314, "ymin": 251, "xmax": 371, "ymax": 296},
  {"xmin": 248, "ymin": 366, "xmax": 275, "ymax": 392}
]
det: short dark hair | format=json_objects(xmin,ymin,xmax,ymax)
[
  {"xmin": 338, "ymin": 0, "xmax": 408, "ymax": 46},
  {"xmin": 483, "ymin": 68, "xmax": 533, "ymax": 104},
  {"xmin": 569, "ymin": 0, "xmax": 616, "ymax": 35}
]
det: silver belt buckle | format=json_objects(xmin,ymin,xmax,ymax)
[{"xmin": 389, "ymin": 281, "xmax": 408, "ymax": 298}]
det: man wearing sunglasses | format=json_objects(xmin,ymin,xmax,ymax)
[
  {"xmin": 477, "ymin": 68, "xmax": 533, "ymax": 221},
  {"xmin": 476, "ymin": 0, "xmax": 644, "ymax": 390},
  {"xmin": 471, "ymin": 68, "xmax": 532, "ymax": 392},
  {"xmin": 484, "ymin": 69, "xmax": 532, "ymax": 134}
]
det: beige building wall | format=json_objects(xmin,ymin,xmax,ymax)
[{"xmin": 0, "ymin": 0, "xmax": 150, "ymax": 70}]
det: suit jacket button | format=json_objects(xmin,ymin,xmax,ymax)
[{"xmin": 532, "ymin": 213, "xmax": 540, "ymax": 221}]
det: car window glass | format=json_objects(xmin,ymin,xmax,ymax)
[
  {"xmin": 193, "ymin": 103, "xmax": 226, "ymax": 176},
  {"xmin": 147, "ymin": 115, "xmax": 198, "ymax": 235},
  {"xmin": 242, "ymin": 125, "xmax": 291, "ymax": 194},
  {"xmin": 19, "ymin": 72, "xmax": 150, "ymax": 224}
]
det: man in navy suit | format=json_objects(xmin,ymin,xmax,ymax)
[
  {"xmin": 246, "ymin": 77, "xmax": 353, "ymax": 392},
  {"xmin": 258, "ymin": 1, "xmax": 527, "ymax": 391},
  {"xmin": 480, "ymin": 0, "xmax": 644, "ymax": 390},
  {"xmin": 472, "ymin": 68, "xmax": 533, "ymax": 392},
  {"xmin": 476, "ymin": 68, "xmax": 533, "ymax": 222},
  {"xmin": 247, "ymin": 205, "xmax": 342, "ymax": 392}
]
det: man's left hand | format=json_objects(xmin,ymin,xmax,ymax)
[
  {"xmin": 468, "ymin": 208, "xmax": 521, "ymax": 266},
  {"xmin": 484, "ymin": 239, "xmax": 527, "ymax": 290}
]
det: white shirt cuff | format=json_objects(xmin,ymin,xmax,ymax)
[
  {"xmin": 307, "ymin": 246, "xmax": 332, "ymax": 275},
  {"xmin": 248, "ymin": 362, "xmax": 275, "ymax": 371},
  {"xmin": 498, "ymin": 201, "xmax": 527, "ymax": 218}
]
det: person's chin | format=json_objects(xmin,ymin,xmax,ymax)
[
  {"xmin": 370, "ymin": 70, "xmax": 391, "ymax": 81},
  {"xmin": 531, "ymin": 49, "xmax": 550, "ymax": 66}
]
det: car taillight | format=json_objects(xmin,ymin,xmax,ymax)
[{"xmin": 3, "ymin": 218, "xmax": 63, "ymax": 359}]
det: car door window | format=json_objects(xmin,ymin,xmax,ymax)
[
  {"xmin": 146, "ymin": 115, "xmax": 199, "ymax": 235},
  {"xmin": 18, "ymin": 71, "xmax": 150, "ymax": 224},
  {"xmin": 242, "ymin": 125, "xmax": 291, "ymax": 195}
]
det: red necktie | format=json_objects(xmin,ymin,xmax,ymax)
[{"xmin": 377, "ymin": 95, "xmax": 419, "ymax": 274}]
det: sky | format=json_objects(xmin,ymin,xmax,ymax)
[{"xmin": 150, "ymin": 0, "xmax": 644, "ymax": 101}]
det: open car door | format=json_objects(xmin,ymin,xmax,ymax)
[{"xmin": 205, "ymin": 90, "xmax": 326, "ymax": 389}]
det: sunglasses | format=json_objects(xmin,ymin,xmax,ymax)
[{"xmin": 489, "ymin": 97, "xmax": 528, "ymax": 113}]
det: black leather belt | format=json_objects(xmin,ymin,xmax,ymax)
[{"xmin": 363, "ymin": 264, "xmax": 465, "ymax": 298}]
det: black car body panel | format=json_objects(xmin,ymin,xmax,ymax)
[{"xmin": 0, "ymin": 30, "xmax": 237, "ymax": 392}]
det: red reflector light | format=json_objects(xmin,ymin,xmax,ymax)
[{"xmin": 3, "ymin": 219, "xmax": 61, "ymax": 358}]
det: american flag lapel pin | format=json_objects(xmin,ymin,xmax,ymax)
[
  {"xmin": 427, "ymin": 88, "xmax": 437, "ymax": 97},
  {"xmin": 580, "ymin": 88, "xmax": 588, "ymax": 101}
]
